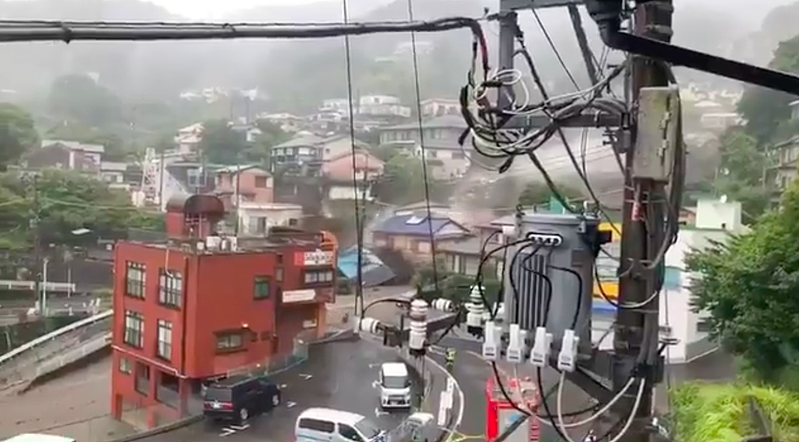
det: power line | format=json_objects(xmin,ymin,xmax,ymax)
[{"xmin": 405, "ymin": 0, "xmax": 439, "ymax": 292}]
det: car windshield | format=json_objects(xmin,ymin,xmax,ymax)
[
  {"xmin": 355, "ymin": 418, "xmax": 382, "ymax": 440},
  {"xmin": 205, "ymin": 388, "xmax": 231, "ymax": 402},
  {"xmin": 382, "ymin": 375, "xmax": 409, "ymax": 389}
]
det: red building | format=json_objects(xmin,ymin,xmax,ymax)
[{"xmin": 110, "ymin": 194, "xmax": 336, "ymax": 427}]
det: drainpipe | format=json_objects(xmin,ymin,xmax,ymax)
[{"xmin": 179, "ymin": 256, "xmax": 190, "ymax": 416}]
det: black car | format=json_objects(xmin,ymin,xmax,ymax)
[{"xmin": 202, "ymin": 374, "xmax": 281, "ymax": 423}]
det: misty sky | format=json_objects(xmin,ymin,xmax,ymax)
[{"xmin": 153, "ymin": 0, "xmax": 799, "ymax": 20}]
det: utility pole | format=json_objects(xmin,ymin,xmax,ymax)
[
  {"xmin": 28, "ymin": 173, "xmax": 42, "ymax": 313},
  {"xmin": 614, "ymin": 1, "xmax": 674, "ymax": 441}
]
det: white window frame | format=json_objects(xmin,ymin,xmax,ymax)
[
  {"xmin": 158, "ymin": 269, "xmax": 182, "ymax": 307},
  {"xmin": 125, "ymin": 262, "xmax": 146, "ymax": 298},
  {"xmin": 124, "ymin": 310, "xmax": 144, "ymax": 348},
  {"xmin": 157, "ymin": 319, "xmax": 172, "ymax": 360}
]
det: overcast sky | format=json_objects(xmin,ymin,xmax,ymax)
[{"xmin": 152, "ymin": 0, "xmax": 798, "ymax": 21}]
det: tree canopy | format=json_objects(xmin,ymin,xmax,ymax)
[
  {"xmin": 685, "ymin": 178, "xmax": 799, "ymax": 383},
  {"xmin": 0, "ymin": 103, "xmax": 39, "ymax": 168},
  {"xmin": 0, "ymin": 169, "xmax": 162, "ymax": 252},
  {"xmin": 712, "ymin": 128, "xmax": 772, "ymax": 221},
  {"xmin": 198, "ymin": 119, "xmax": 290, "ymax": 166},
  {"xmin": 48, "ymin": 74, "xmax": 125, "ymax": 129},
  {"xmin": 517, "ymin": 182, "xmax": 584, "ymax": 208},
  {"xmin": 737, "ymin": 35, "xmax": 799, "ymax": 145},
  {"xmin": 373, "ymin": 151, "xmax": 451, "ymax": 205}
]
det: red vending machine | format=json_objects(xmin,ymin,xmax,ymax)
[{"xmin": 486, "ymin": 375, "xmax": 541, "ymax": 442}]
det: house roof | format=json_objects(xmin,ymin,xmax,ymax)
[
  {"xmin": 337, "ymin": 246, "xmax": 395, "ymax": 287},
  {"xmin": 372, "ymin": 213, "xmax": 468, "ymax": 236},
  {"xmin": 215, "ymin": 164, "xmax": 270, "ymax": 175},
  {"xmin": 273, "ymin": 133, "xmax": 327, "ymax": 149},
  {"xmin": 383, "ymin": 115, "xmax": 466, "ymax": 131},
  {"xmin": 41, "ymin": 139, "xmax": 104, "ymax": 154}
]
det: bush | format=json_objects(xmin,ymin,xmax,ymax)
[{"xmin": 671, "ymin": 382, "xmax": 799, "ymax": 442}]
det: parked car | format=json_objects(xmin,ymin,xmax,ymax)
[{"xmin": 202, "ymin": 374, "xmax": 281, "ymax": 423}]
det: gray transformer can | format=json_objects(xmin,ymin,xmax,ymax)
[{"xmin": 502, "ymin": 212, "xmax": 599, "ymax": 356}]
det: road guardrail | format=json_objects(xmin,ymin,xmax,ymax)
[{"xmin": 0, "ymin": 309, "xmax": 112, "ymax": 367}]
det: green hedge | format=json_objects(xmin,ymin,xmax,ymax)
[{"xmin": 672, "ymin": 382, "xmax": 799, "ymax": 442}]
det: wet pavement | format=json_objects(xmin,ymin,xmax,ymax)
[{"xmin": 139, "ymin": 339, "xmax": 417, "ymax": 442}]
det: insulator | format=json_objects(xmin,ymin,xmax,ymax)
[
  {"xmin": 408, "ymin": 299, "xmax": 428, "ymax": 351},
  {"xmin": 356, "ymin": 316, "xmax": 382, "ymax": 334},
  {"xmin": 466, "ymin": 285, "xmax": 485, "ymax": 328},
  {"xmin": 431, "ymin": 298, "xmax": 453, "ymax": 312}
]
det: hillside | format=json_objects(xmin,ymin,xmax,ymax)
[{"xmin": 0, "ymin": 0, "xmax": 790, "ymax": 107}]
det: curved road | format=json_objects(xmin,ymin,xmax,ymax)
[{"xmin": 140, "ymin": 339, "xmax": 416, "ymax": 442}]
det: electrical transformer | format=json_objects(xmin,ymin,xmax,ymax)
[{"xmin": 503, "ymin": 212, "xmax": 601, "ymax": 356}]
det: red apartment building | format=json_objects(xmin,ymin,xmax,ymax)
[{"xmin": 110, "ymin": 194, "xmax": 336, "ymax": 428}]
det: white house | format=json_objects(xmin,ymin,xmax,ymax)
[
  {"xmin": 175, "ymin": 123, "xmax": 203, "ymax": 155},
  {"xmin": 592, "ymin": 199, "xmax": 745, "ymax": 364},
  {"xmin": 236, "ymin": 202, "xmax": 304, "ymax": 236}
]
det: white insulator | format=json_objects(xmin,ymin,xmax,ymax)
[
  {"xmin": 408, "ymin": 299, "xmax": 428, "ymax": 351},
  {"xmin": 466, "ymin": 285, "xmax": 486, "ymax": 328},
  {"xmin": 431, "ymin": 298, "xmax": 453, "ymax": 312},
  {"xmin": 356, "ymin": 316, "xmax": 382, "ymax": 334}
]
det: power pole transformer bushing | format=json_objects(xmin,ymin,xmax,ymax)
[{"xmin": 502, "ymin": 213, "xmax": 601, "ymax": 356}]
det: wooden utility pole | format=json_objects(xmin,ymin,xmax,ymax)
[{"xmin": 613, "ymin": 1, "xmax": 674, "ymax": 441}]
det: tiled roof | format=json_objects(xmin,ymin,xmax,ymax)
[
  {"xmin": 273, "ymin": 133, "xmax": 327, "ymax": 149},
  {"xmin": 372, "ymin": 213, "xmax": 466, "ymax": 236}
]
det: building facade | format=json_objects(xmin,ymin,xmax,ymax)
[{"xmin": 110, "ymin": 194, "xmax": 336, "ymax": 428}]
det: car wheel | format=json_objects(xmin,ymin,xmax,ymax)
[
  {"xmin": 239, "ymin": 408, "xmax": 249, "ymax": 422},
  {"xmin": 272, "ymin": 394, "xmax": 280, "ymax": 407}
]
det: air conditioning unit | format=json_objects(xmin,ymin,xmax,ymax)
[
  {"xmin": 206, "ymin": 236, "xmax": 222, "ymax": 250},
  {"xmin": 219, "ymin": 239, "xmax": 230, "ymax": 251}
]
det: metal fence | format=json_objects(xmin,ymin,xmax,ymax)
[{"xmin": 225, "ymin": 333, "xmax": 311, "ymax": 378}]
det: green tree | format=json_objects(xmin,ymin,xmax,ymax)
[
  {"xmin": 0, "ymin": 169, "xmax": 161, "ymax": 250},
  {"xmin": 197, "ymin": 119, "xmax": 248, "ymax": 164},
  {"xmin": 685, "ymin": 179, "xmax": 799, "ymax": 384},
  {"xmin": 0, "ymin": 103, "xmax": 39, "ymax": 168},
  {"xmin": 45, "ymin": 122, "xmax": 127, "ymax": 161},
  {"xmin": 517, "ymin": 182, "xmax": 584, "ymax": 207},
  {"xmin": 712, "ymin": 128, "xmax": 771, "ymax": 221},
  {"xmin": 48, "ymin": 74, "xmax": 125, "ymax": 128},
  {"xmin": 737, "ymin": 35, "xmax": 799, "ymax": 145},
  {"xmin": 375, "ymin": 153, "xmax": 432, "ymax": 205}
]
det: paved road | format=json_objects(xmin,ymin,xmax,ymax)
[{"xmin": 139, "ymin": 339, "xmax": 418, "ymax": 442}]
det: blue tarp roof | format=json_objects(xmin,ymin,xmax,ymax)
[
  {"xmin": 592, "ymin": 298, "xmax": 617, "ymax": 314},
  {"xmin": 337, "ymin": 247, "xmax": 395, "ymax": 287},
  {"xmin": 372, "ymin": 214, "xmax": 458, "ymax": 236}
]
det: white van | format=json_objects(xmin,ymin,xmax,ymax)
[
  {"xmin": 296, "ymin": 408, "xmax": 385, "ymax": 442},
  {"xmin": 378, "ymin": 362, "xmax": 411, "ymax": 409}
]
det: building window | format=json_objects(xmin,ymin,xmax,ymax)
[
  {"xmin": 216, "ymin": 332, "xmax": 244, "ymax": 352},
  {"xmin": 135, "ymin": 362, "xmax": 150, "ymax": 396},
  {"xmin": 125, "ymin": 262, "xmax": 145, "ymax": 299},
  {"xmin": 157, "ymin": 320, "xmax": 172, "ymax": 361},
  {"xmin": 124, "ymin": 311, "xmax": 144, "ymax": 348},
  {"xmin": 254, "ymin": 276, "xmax": 270, "ymax": 299},
  {"xmin": 255, "ymin": 176, "xmax": 268, "ymax": 188},
  {"xmin": 158, "ymin": 269, "xmax": 182, "ymax": 307},
  {"xmin": 275, "ymin": 268, "xmax": 283, "ymax": 282},
  {"xmin": 119, "ymin": 357, "xmax": 131, "ymax": 374},
  {"xmin": 304, "ymin": 269, "xmax": 335, "ymax": 285},
  {"xmin": 697, "ymin": 318, "xmax": 713, "ymax": 333}
]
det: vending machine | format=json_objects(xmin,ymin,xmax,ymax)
[{"xmin": 485, "ymin": 375, "xmax": 540, "ymax": 442}]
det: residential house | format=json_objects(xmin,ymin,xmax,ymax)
[
  {"xmin": 236, "ymin": 201, "xmax": 304, "ymax": 235},
  {"xmin": 421, "ymin": 98, "xmax": 460, "ymax": 118},
  {"xmin": 256, "ymin": 113, "xmax": 304, "ymax": 133},
  {"xmin": 767, "ymin": 100, "xmax": 799, "ymax": 193},
  {"xmin": 214, "ymin": 165, "xmax": 274, "ymax": 211},
  {"xmin": 155, "ymin": 161, "xmax": 220, "ymax": 212},
  {"xmin": 272, "ymin": 133, "xmax": 371, "ymax": 176},
  {"xmin": 229, "ymin": 121, "xmax": 262, "ymax": 143},
  {"xmin": 592, "ymin": 199, "xmax": 746, "ymax": 363},
  {"xmin": 321, "ymin": 99, "xmax": 352, "ymax": 113},
  {"xmin": 321, "ymin": 151, "xmax": 384, "ymax": 202},
  {"xmin": 378, "ymin": 115, "xmax": 470, "ymax": 179},
  {"xmin": 174, "ymin": 123, "xmax": 203, "ymax": 155},
  {"xmin": 371, "ymin": 213, "xmax": 470, "ymax": 260},
  {"xmin": 358, "ymin": 95, "xmax": 411, "ymax": 119},
  {"xmin": 100, "ymin": 161, "xmax": 130, "ymax": 190},
  {"xmin": 23, "ymin": 140, "xmax": 105, "ymax": 176}
]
